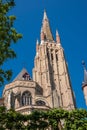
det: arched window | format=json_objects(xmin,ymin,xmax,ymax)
[
  {"xmin": 51, "ymin": 53, "xmax": 53, "ymax": 60},
  {"xmin": 36, "ymin": 100, "xmax": 46, "ymax": 106},
  {"xmin": 22, "ymin": 91, "xmax": 32, "ymax": 106},
  {"xmin": 56, "ymin": 53, "xmax": 58, "ymax": 61}
]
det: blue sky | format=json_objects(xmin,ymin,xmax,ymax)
[{"xmin": 0, "ymin": 0, "xmax": 87, "ymax": 109}]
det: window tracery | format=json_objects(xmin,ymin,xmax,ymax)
[
  {"xmin": 36, "ymin": 100, "xmax": 46, "ymax": 106},
  {"xmin": 22, "ymin": 91, "xmax": 32, "ymax": 106}
]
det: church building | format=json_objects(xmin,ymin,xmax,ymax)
[{"xmin": 2, "ymin": 11, "xmax": 76, "ymax": 114}]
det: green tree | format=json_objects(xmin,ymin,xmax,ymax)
[
  {"xmin": 0, "ymin": 106, "xmax": 87, "ymax": 130},
  {"xmin": 0, "ymin": 0, "xmax": 22, "ymax": 86},
  {"xmin": 27, "ymin": 110, "xmax": 49, "ymax": 130},
  {"xmin": 47, "ymin": 108, "xmax": 68, "ymax": 130},
  {"xmin": 0, "ymin": 106, "xmax": 7, "ymax": 130},
  {"xmin": 0, "ymin": 107, "xmax": 27, "ymax": 130},
  {"xmin": 5, "ymin": 109, "xmax": 27, "ymax": 130},
  {"xmin": 64, "ymin": 109, "xmax": 87, "ymax": 130}
]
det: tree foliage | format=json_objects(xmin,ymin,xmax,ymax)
[
  {"xmin": 0, "ymin": 106, "xmax": 87, "ymax": 130},
  {"xmin": 64, "ymin": 109, "xmax": 87, "ymax": 130},
  {"xmin": 0, "ymin": 0, "xmax": 22, "ymax": 86}
]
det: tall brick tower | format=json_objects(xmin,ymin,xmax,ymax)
[
  {"xmin": 33, "ymin": 10, "xmax": 75, "ymax": 110},
  {"xmin": 3, "ymin": 10, "xmax": 75, "ymax": 113}
]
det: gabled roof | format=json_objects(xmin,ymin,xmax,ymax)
[{"xmin": 13, "ymin": 68, "xmax": 31, "ymax": 81}]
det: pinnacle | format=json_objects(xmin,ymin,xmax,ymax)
[
  {"xmin": 36, "ymin": 39, "xmax": 39, "ymax": 44},
  {"xmin": 41, "ymin": 27, "xmax": 43, "ymax": 33},
  {"xmin": 43, "ymin": 10, "xmax": 48, "ymax": 20},
  {"xmin": 56, "ymin": 30, "xmax": 59, "ymax": 36}
]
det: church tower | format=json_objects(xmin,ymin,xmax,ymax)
[
  {"xmin": 2, "ymin": 10, "xmax": 75, "ymax": 113},
  {"xmin": 33, "ymin": 10, "xmax": 75, "ymax": 110}
]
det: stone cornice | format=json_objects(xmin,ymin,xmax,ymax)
[{"xmin": 3, "ymin": 80, "xmax": 36, "ymax": 93}]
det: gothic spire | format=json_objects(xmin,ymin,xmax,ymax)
[
  {"xmin": 36, "ymin": 39, "xmax": 39, "ymax": 45},
  {"xmin": 40, "ymin": 10, "xmax": 54, "ymax": 42},
  {"xmin": 43, "ymin": 10, "xmax": 48, "ymax": 20},
  {"xmin": 56, "ymin": 29, "xmax": 61, "ymax": 44},
  {"xmin": 56, "ymin": 30, "xmax": 59, "ymax": 36}
]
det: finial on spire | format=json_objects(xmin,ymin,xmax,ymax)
[
  {"xmin": 56, "ymin": 30, "xmax": 59, "ymax": 36},
  {"xmin": 36, "ymin": 39, "xmax": 39, "ymax": 55},
  {"xmin": 56, "ymin": 29, "xmax": 60, "ymax": 44},
  {"xmin": 43, "ymin": 9, "xmax": 48, "ymax": 20},
  {"xmin": 36, "ymin": 39, "xmax": 39, "ymax": 45}
]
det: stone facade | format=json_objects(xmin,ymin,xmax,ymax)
[{"xmin": 2, "ymin": 11, "xmax": 75, "ymax": 114}]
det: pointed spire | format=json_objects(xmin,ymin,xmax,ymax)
[
  {"xmin": 36, "ymin": 39, "xmax": 39, "ymax": 52},
  {"xmin": 43, "ymin": 9, "xmax": 48, "ymax": 21},
  {"xmin": 40, "ymin": 10, "xmax": 54, "ymax": 42},
  {"xmin": 82, "ymin": 61, "xmax": 87, "ymax": 86},
  {"xmin": 36, "ymin": 39, "xmax": 39, "ymax": 45},
  {"xmin": 56, "ymin": 30, "xmax": 59, "ymax": 36},
  {"xmin": 56, "ymin": 29, "xmax": 60, "ymax": 43}
]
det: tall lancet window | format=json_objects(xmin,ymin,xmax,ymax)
[
  {"xmin": 56, "ymin": 54, "xmax": 58, "ymax": 61},
  {"xmin": 22, "ymin": 91, "xmax": 32, "ymax": 106}
]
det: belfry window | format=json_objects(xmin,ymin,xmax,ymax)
[
  {"xmin": 51, "ymin": 53, "xmax": 53, "ymax": 60},
  {"xmin": 56, "ymin": 54, "xmax": 58, "ymax": 61},
  {"xmin": 36, "ymin": 100, "xmax": 46, "ymax": 106},
  {"xmin": 22, "ymin": 91, "xmax": 32, "ymax": 106},
  {"xmin": 47, "ymin": 48, "xmax": 49, "ymax": 60},
  {"xmin": 47, "ymin": 52, "xmax": 49, "ymax": 59}
]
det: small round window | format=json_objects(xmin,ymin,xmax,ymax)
[{"xmin": 36, "ymin": 100, "xmax": 46, "ymax": 106}]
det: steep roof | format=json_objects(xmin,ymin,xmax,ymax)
[{"xmin": 13, "ymin": 68, "xmax": 31, "ymax": 81}]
